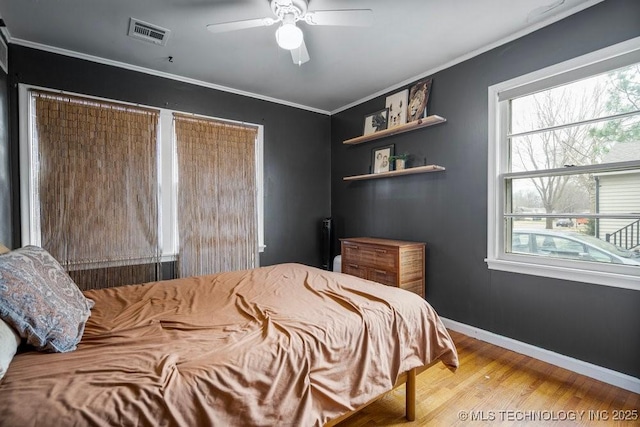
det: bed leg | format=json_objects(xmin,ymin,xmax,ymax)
[{"xmin": 406, "ymin": 368, "xmax": 416, "ymax": 421}]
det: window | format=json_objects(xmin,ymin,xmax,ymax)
[
  {"xmin": 26, "ymin": 90, "xmax": 161, "ymax": 288},
  {"xmin": 487, "ymin": 37, "xmax": 640, "ymax": 291},
  {"xmin": 173, "ymin": 114, "xmax": 259, "ymax": 277},
  {"xmin": 19, "ymin": 85, "xmax": 265, "ymax": 287}
]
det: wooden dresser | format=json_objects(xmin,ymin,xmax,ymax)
[{"xmin": 340, "ymin": 237, "xmax": 426, "ymax": 298}]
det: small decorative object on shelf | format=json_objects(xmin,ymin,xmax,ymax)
[
  {"xmin": 407, "ymin": 78, "xmax": 432, "ymax": 122},
  {"xmin": 371, "ymin": 144, "xmax": 394, "ymax": 173},
  {"xmin": 386, "ymin": 89, "xmax": 409, "ymax": 129},
  {"xmin": 390, "ymin": 153, "xmax": 410, "ymax": 170},
  {"xmin": 363, "ymin": 108, "xmax": 389, "ymax": 136}
]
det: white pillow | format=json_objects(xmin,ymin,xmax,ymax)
[{"xmin": 0, "ymin": 318, "xmax": 20, "ymax": 381}]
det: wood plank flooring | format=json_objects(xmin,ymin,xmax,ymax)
[{"xmin": 336, "ymin": 331, "xmax": 640, "ymax": 426}]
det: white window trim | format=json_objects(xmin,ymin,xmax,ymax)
[
  {"xmin": 18, "ymin": 84, "xmax": 266, "ymax": 261},
  {"xmin": 486, "ymin": 36, "xmax": 640, "ymax": 292}
]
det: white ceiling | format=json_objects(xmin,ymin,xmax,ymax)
[{"xmin": 0, "ymin": 0, "xmax": 602, "ymax": 114}]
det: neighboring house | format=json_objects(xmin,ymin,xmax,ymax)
[{"xmin": 595, "ymin": 141, "xmax": 640, "ymax": 249}]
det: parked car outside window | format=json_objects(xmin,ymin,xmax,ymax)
[
  {"xmin": 555, "ymin": 218, "xmax": 574, "ymax": 227},
  {"xmin": 511, "ymin": 229, "xmax": 640, "ymax": 266}
]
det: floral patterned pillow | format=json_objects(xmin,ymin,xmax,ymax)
[{"xmin": 0, "ymin": 246, "xmax": 94, "ymax": 352}]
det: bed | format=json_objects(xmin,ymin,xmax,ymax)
[{"xmin": 0, "ymin": 249, "xmax": 458, "ymax": 426}]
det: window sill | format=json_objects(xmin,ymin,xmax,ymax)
[{"xmin": 485, "ymin": 257, "xmax": 640, "ymax": 291}]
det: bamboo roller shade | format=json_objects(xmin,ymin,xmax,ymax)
[
  {"xmin": 33, "ymin": 90, "xmax": 160, "ymax": 289},
  {"xmin": 174, "ymin": 114, "xmax": 258, "ymax": 277}
]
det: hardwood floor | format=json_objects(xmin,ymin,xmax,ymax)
[{"xmin": 336, "ymin": 331, "xmax": 640, "ymax": 426}]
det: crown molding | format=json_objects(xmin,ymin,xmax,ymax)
[
  {"xmin": 1, "ymin": 0, "xmax": 604, "ymax": 116},
  {"xmin": 330, "ymin": 0, "xmax": 605, "ymax": 115},
  {"xmin": 6, "ymin": 37, "xmax": 331, "ymax": 116}
]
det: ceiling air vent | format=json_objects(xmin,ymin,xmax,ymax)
[{"xmin": 128, "ymin": 18, "xmax": 170, "ymax": 46}]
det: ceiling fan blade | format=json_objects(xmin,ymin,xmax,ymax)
[
  {"xmin": 290, "ymin": 40, "xmax": 310, "ymax": 65},
  {"xmin": 304, "ymin": 9, "xmax": 373, "ymax": 27},
  {"xmin": 206, "ymin": 17, "xmax": 276, "ymax": 33}
]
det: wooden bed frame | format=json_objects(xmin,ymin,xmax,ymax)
[{"xmin": 325, "ymin": 362, "xmax": 435, "ymax": 426}]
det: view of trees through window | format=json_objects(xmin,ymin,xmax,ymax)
[{"xmin": 507, "ymin": 62, "xmax": 640, "ymax": 265}]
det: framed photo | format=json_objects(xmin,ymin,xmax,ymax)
[
  {"xmin": 363, "ymin": 108, "xmax": 389, "ymax": 136},
  {"xmin": 385, "ymin": 89, "xmax": 408, "ymax": 129},
  {"xmin": 371, "ymin": 144, "xmax": 394, "ymax": 174},
  {"xmin": 407, "ymin": 78, "xmax": 432, "ymax": 122}
]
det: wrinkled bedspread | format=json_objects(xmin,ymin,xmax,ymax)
[{"xmin": 0, "ymin": 263, "xmax": 458, "ymax": 426}]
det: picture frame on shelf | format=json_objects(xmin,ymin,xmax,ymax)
[
  {"xmin": 363, "ymin": 108, "xmax": 389, "ymax": 136},
  {"xmin": 371, "ymin": 144, "xmax": 394, "ymax": 174},
  {"xmin": 407, "ymin": 78, "xmax": 432, "ymax": 122},
  {"xmin": 385, "ymin": 89, "xmax": 408, "ymax": 129}
]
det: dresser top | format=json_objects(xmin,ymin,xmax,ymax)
[{"xmin": 340, "ymin": 237, "xmax": 425, "ymax": 248}]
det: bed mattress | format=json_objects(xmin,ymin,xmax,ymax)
[{"xmin": 0, "ymin": 263, "xmax": 458, "ymax": 426}]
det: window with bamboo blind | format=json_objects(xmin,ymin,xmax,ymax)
[
  {"xmin": 174, "ymin": 114, "xmax": 259, "ymax": 277},
  {"xmin": 30, "ymin": 91, "xmax": 160, "ymax": 289},
  {"xmin": 21, "ymin": 87, "xmax": 264, "ymax": 289}
]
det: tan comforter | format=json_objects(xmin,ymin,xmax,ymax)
[{"xmin": 0, "ymin": 263, "xmax": 458, "ymax": 426}]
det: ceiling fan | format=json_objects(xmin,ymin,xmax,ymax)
[{"xmin": 206, "ymin": 0, "xmax": 373, "ymax": 65}]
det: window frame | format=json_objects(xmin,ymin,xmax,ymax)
[
  {"xmin": 18, "ymin": 84, "xmax": 266, "ymax": 262},
  {"xmin": 487, "ymin": 37, "xmax": 640, "ymax": 291}
]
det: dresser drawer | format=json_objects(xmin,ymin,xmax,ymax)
[
  {"xmin": 342, "ymin": 243, "xmax": 363, "ymax": 263},
  {"xmin": 358, "ymin": 246, "xmax": 397, "ymax": 271},
  {"xmin": 342, "ymin": 262, "xmax": 367, "ymax": 280},
  {"xmin": 367, "ymin": 268, "xmax": 397, "ymax": 287},
  {"xmin": 343, "ymin": 243, "xmax": 397, "ymax": 271}
]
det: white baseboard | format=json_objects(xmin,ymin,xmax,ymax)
[{"xmin": 441, "ymin": 317, "xmax": 640, "ymax": 395}]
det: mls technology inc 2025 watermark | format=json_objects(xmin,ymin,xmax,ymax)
[{"xmin": 457, "ymin": 409, "xmax": 638, "ymax": 423}]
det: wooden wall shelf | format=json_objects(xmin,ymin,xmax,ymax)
[
  {"xmin": 343, "ymin": 165, "xmax": 445, "ymax": 181},
  {"xmin": 343, "ymin": 115, "xmax": 446, "ymax": 145}
]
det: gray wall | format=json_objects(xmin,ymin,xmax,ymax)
[
  {"xmin": 7, "ymin": 45, "xmax": 331, "ymax": 268},
  {"xmin": 4, "ymin": 0, "xmax": 638, "ymax": 379},
  {"xmin": 331, "ymin": 0, "xmax": 640, "ymax": 377},
  {"xmin": 0, "ymin": 66, "xmax": 9, "ymax": 247}
]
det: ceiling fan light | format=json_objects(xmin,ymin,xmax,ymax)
[{"xmin": 275, "ymin": 22, "xmax": 303, "ymax": 50}]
